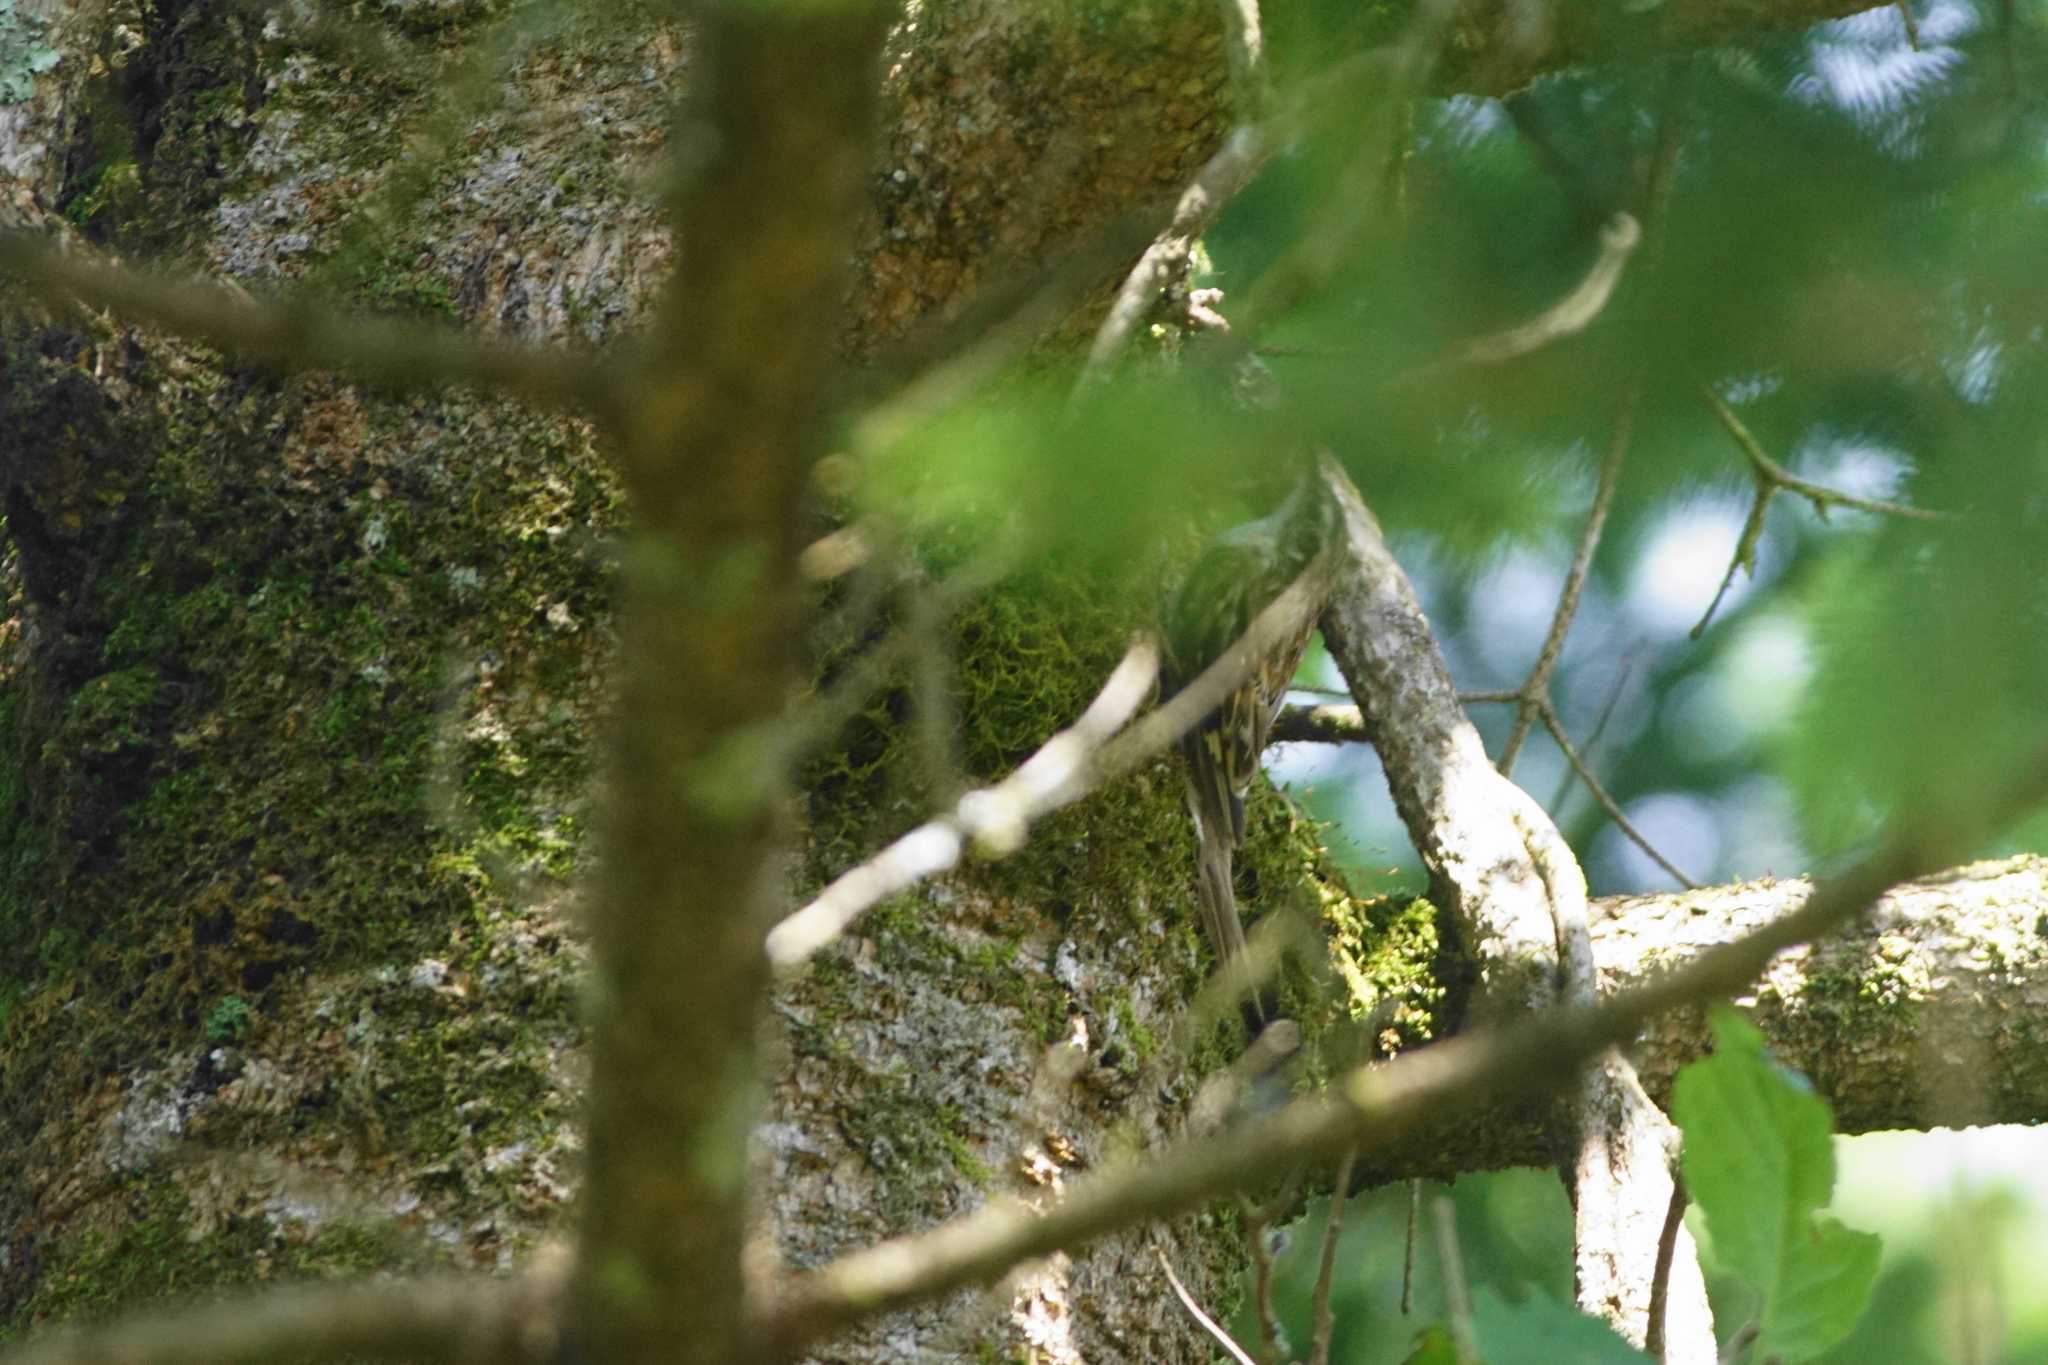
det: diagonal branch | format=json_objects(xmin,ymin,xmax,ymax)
[
  {"xmin": 770, "ymin": 562, "xmax": 1330, "ymax": 968},
  {"xmin": 767, "ymin": 637, "xmax": 1160, "ymax": 968},
  {"xmin": 1691, "ymin": 380, "xmax": 1950, "ymax": 637},
  {"xmin": 1398, "ymin": 213, "xmax": 1640, "ymax": 385},
  {"xmin": 1539, "ymin": 696, "xmax": 1696, "ymax": 889},
  {"xmin": 754, "ymin": 749, "xmax": 2048, "ymax": 1357},
  {"xmin": 1158, "ymin": 1248, "xmax": 1258, "ymax": 1365},
  {"xmin": 0, "ymin": 1262, "xmax": 566, "ymax": 1365},
  {"xmin": 0, "ymin": 232, "xmax": 617, "ymax": 416},
  {"xmin": 1313, "ymin": 453, "xmax": 1706, "ymax": 1349},
  {"xmin": 1078, "ymin": 126, "xmax": 1271, "ymax": 387},
  {"xmin": 1497, "ymin": 388, "xmax": 1636, "ymax": 774}
]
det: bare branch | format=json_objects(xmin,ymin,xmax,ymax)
[
  {"xmin": 1316, "ymin": 453, "xmax": 1559, "ymax": 1010},
  {"xmin": 0, "ymin": 232, "xmax": 616, "ymax": 416},
  {"xmin": 1691, "ymin": 380, "xmax": 1950, "ymax": 637},
  {"xmin": 0, "ymin": 1263, "xmax": 564, "ymax": 1365},
  {"xmin": 756, "ymin": 755, "xmax": 2048, "ymax": 1356},
  {"xmin": 1157, "ymin": 1248, "xmax": 1258, "ymax": 1365},
  {"xmin": 1318, "ymin": 444, "xmax": 1706, "ymax": 1348},
  {"xmin": 1540, "ymin": 697, "xmax": 1697, "ymax": 889},
  {"xmin": 770, "ymin": 561, "xmax": 1328, "ymax": 969},
  {"xmin": 1400, "ymin": 214, "xmax": 1640, "ymax": 384},
  {"xmin": 1432, "ymin": 1197, "xmax": 1480, "ymax": 1365},
  {"xmin": 1498, "ymin": 389, "xmax": 1636, "ymax": 774},
  {"xmin": 1309, "ymin": 1148, "xmax": 1359, "ymax": 1365},
  {"xmin": 767, "ymin": 638, "xmax": 1160, "ymax": 968},
  {"xmin": 1271, "ymin": 701, "xmax": 1369, "ymax": 745}
]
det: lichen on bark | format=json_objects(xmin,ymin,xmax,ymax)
[{"xmin": 0, "ymin": 4, "xmax": 1414, "ymax": 1357}]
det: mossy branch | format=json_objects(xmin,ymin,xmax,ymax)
[
  {"xmin": 757, "ymin": 759, "xmax": 2048, "ymax": 1355},
  {"xmin": 0, "ymin": 1262, "xmax": 565, "ymax": 1365},
  {"xmin": 0, "ymin": 231, "xmax": 618, "ymax": 416}
]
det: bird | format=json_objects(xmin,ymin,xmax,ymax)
[{"xmin": 1161, "ymin": 471, "xmax": 1333, "ymax": 1032}]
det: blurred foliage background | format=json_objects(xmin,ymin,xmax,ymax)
[{"xmin": 863, "ymin": 0, "xmax": 2048, "ymax": 1357}]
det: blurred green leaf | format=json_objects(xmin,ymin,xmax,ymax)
[
  {"xmin": 1673, "ymin": 1010, "xmax": 1881, "ymax": 1362},
  {"xmin": 1471, "ymin": 1287, "xmax": 1650, "ymax": 1362},
  {"xmin": 1398, "ymin": 1323, "xmax": 1460, "ymax": 1365}
]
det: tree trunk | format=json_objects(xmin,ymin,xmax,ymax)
[{"xmin": 0, "ymin": 2, "xmax": 2036, "ymax": 1362}]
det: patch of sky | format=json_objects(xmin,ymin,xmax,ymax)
[
  {"xmin": 1712, "ymin": 775, "xmax": 1808, "ymax": 881},
  {"xmin": 1594, "ymin": 790, "xmax": 1720, "ymax": 891},
  {"xmin": 1666, "ymin": 612, "xmax": 1813, "ymax": 767},
  {"xmin": 1797, "ymin": 0, "xmax": 1973, "ymax": 157},
  {"xmin": 1629, "ymin": 498, "xmax": 1754, "ymax": 637}
]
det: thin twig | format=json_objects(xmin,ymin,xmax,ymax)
[
  {"xmin": 783, "ymin": 545, "xmax": 1017, "ymax": 768},
  {"xmin": 1240, "ymin": 1196, "xmax": 1285, "ymax": 1365},
  {"xmin": 1504, "ymin": 92, "xmax": 1611, "ymax": 227},
  {"xmin": 0, "ymin": 1263, "xmax": 564, "ymax": 1365},
  {"xmin": 1400, "ymin": 213, "xmax": 1640, "ymax": 384},
  {"xmin": 1895, "ymin": 0, "xmax": 1921, "ymax": 49},
  {"xmin": 910, "ymin": 584, "xmax": 968, "ymax": 807},
  {"xmin": 1546, "ymin": 655, "xmax": 1634, "ymax": 816},
  {"xmin": 756, "ymin": 741, "xmax": 2048, "ymax": 1355},
  {"xmin": 1401, "ymin": 1179, "xmax": 1421, "ymax": 1314},
  {"xmin": 1235, "ymin": 2, "xmax": 1459, "ymax": 334},
  {"xmin": 1216, "ymin": 0, "xmax": 1274, "ymax": 118},
  {"xmin": 1540, "ymin": 697, "xmax": 1698, "ymax": 889},
  {"xmin": 0, "ymin": 232, "xmax": 616, "ymax": 417},
  {"xmin": 1701, "ymin": 382, "xmax": 1948, "ymax": 525},
  {"xmin": 1689, "ymin": 477, "xmax": 1774, "ymax": 641},
  {"xmin": 1692, "ymin": 380, "xmax": 1948, "ymax": 637},
  {"xmin": 1646, "ymin": 1173, "xmax": 1690, "ymax": 1361},
  {"xmin": 1157, "ymin": 1248, "xmax": 1259, "ymax": 1365},
  {"xmin": 769, "ymin": 564, "xmax": 1328, "ymax": 968},
  {"xmin": 767, "ymin": 637, "xmax": 1160, "ymax": 968},
  {"xmin": 1308, "ymin": 1148, "xmax": 1359, "ymax": 1365},
  {"xmin": 1498, "ymin": 387, "xmax": 1636, "ymax": 773},
  {"xmin": 1718, "ymin": 1320, "xmax": 1761, "ymax": 1364},
  {"xmin": 1432, "ymin": 1197, "xmax": 1479, "ymax": 1365},
  {"xmin": 1078, "ymin": 124, "xmax": 1271, "ymax": 388}
]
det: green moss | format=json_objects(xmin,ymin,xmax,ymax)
[
  {"xmin": 1325, "ymin": 893, "xmax": 1445, "ymax": 1051},
  {"xmin": 4, "ymin": 1174, "xmax": 451, "ymax": 1335},
  {"xmin": 0, "ymin": 320, "xmax": 614, "ymax": 1321},
  {"xmin": 1786, "ymin": 956, "xmax": 1922, "ymax": 1039},
  {"xmin": 1112, "ymin": 992, "xmax": 1157, "ymax": 1062},
  {"xmin": 52, "ymin": 665, "xmax": 162, "ymax": 758}
]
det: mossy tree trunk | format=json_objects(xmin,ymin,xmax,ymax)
[
  {"xmin": 0, "ymin": 4, "xmax": 1294, "ymax": 1357},
  {"xmin": 0, "ymin": 2, "xmax": 2038, "ymax": 1363}
]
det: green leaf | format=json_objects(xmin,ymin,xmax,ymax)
[
  {"xmin": 1470, "ymin": 1288, "xmax": 1650, "ymax": 1363},
  {"xmin": 1672, "ymin": 1009, "xmax": 1882, "ymax": 1362},
  {"xmin": 1398, "ymin": 1324, "xmax": 1460, "ymax": 1365},
  {"xmin": 1765, "ymin": 1215, "xmax": 1884, "ymax": 1362}
]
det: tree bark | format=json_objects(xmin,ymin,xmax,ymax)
[{"xmin": 0, "ymin": 4, "xmax": 2021, "ymax": 1364}]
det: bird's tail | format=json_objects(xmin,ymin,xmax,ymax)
[{"xmin": 1184, "ymin": 757, "xmax": 1273, "ymax": 1034}]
